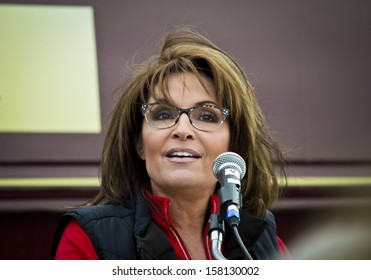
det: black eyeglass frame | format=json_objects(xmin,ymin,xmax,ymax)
[{"xmin": 140, "ymin": 102, "xmax": 230, "ymax": 131}]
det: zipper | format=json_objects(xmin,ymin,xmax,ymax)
[
  {"xmin": 205, "ymin": 196, "xmax": 221, "ymax": 259},
  {"xmin": 164, "ymin": 203, "xmax": 191, "ymax": 260},
  {"xmin": 162, "ymin": 196, "xmax": 219, "ymax": 260}
]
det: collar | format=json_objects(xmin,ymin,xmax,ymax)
[
  {"xmin": 145, "ymin": 191, "xmax": 219, "ymax": 260},
  {"xmin": 223, "ymin": 208, "xmax": 268, "ymax": 259},
  {"xmin": 146, "ymin": 191, "xmax": 219, "ymax": 217},
  {"xmin": 138, "ymin": 191, "xmax": 269, "ymax": 260}
]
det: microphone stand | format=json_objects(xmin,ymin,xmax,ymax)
[
  {"xmin": 208, "ymin": 213, "xmax": 227, "ymax": 260},
  {"xmin": 209, "ymin": 184, "xmax": 253, "ymax": 260}
]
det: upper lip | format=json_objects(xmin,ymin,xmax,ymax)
[{"xmin": 166, "ymin": 147, "xmax": 201, "ymax": 158}]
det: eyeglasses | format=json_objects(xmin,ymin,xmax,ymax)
[{"xmin": 140, "ymin": 102, "xmax": 230, "ymax": 131}]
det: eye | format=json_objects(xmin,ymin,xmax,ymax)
[
  {"xmin": 193, "ymin": 107, "xmax": 220, "ymax": 123},
  {"xmin": 151, "ymin": 105, "xmax": 177, "ymax": 120}
]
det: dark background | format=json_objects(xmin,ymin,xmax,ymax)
[{"xmin": 0, "ymin": 0, "xmax": 370, "ymax": 259}]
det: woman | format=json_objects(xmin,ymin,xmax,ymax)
[{"xmin": 51, "ymin": 27, "xmax": 288, "ymax": 260}]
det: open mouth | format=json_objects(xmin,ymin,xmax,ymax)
[{"xmin": 166, "ymin": 151, "xmax": 201, "ymax": 158}]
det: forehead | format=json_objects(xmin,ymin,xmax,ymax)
[{"xmin": 149, "ymin": 73, "xmax": 217, "ymax": 106}]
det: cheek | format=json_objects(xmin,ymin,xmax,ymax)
[
  {"xmin": 140, "ymin": 126, "xmax": 165, "ymax": 162},
  {"xmin": 205, "ymin": 128, "xmax": 230, "ymax": 172},
  {"xmin": 139, "ymin": 124, "xmax": 152, "ymax": 159},
  {"xmin": 213, "ymin": 126, "xmax": 230, "ymax": 152},
  {"xmin": 141, "ymin": 139, "xmax": 159, "ymax": 178}
]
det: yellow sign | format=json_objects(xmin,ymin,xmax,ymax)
[{"xmin": 0, "ymin": 4, "xmax": 101, "ymax": 133}]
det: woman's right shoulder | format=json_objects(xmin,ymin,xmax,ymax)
[
  {"xmin": 54, "ymin": 219, "xmax": 99, "ymax": 260},
  {"xmin": 51, "ymin": 204, "xmax": 135, "ymax": 259},
  {"xmin": 65, "ymin": 204, "xmax": 135, "ymax": 224}
]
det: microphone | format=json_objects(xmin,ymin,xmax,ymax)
[
  {"xmin": 212, "ymin": 152, "xmax": 246, "ymax": 227},
  {"xmin": 212, "ymin": 152, "xmax": 253, "ymax": 260},
  {"xmin": 211, "ymin": 152, "xmax": 253, "ymax": 260}
]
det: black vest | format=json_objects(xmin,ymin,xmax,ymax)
[{"xmin": 51, "ymin": 195, "xmax": 281, "ymax": 260}]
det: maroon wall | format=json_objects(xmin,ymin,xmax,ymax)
[{"xmin": 0, "ymin": 0, "xmax": 370, "ymax": 162}]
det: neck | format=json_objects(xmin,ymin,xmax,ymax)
[
  {"xmin": 151, "ymin": 187, "xmax": 212, "ymax": 228},
  {"xmin": 170, "ymin": 195, "xmax": 209, "ymax": 229},
  {"xmin": 170, "ymin": 196, "xmax": 210, "ymax": 260},
  {"xmin": 151, "ymin": 187, "xmax": 213, "ymax": 260}
]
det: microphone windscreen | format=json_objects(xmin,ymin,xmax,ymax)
[{"xmin": 212, "ymin": 152, "xmax": 246, "ymax": 179}]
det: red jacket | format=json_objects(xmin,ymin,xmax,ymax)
[{"xmin": 55, "ymin": 193, "xmax": 289, "ymax": 259}]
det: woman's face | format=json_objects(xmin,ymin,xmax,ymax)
[{"xmin": 137, "ymin": 72, "xmax": 230, "ymax": 198}]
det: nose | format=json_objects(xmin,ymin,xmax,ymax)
[{"xmin": 172, "ymin": 113, "xmax": 195, "ymax": 140}]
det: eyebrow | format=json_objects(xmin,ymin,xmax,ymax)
[
  {"xmin": 194, "ymin": 100, "xmax": 218, "ymax": 106},
  {"xmin": 153, "ymin": 98, "xmax": 219, "ymax": 107}
]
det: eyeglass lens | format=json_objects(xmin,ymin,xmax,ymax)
[{"xmin": 145, "ymin": 104, "xmax": 226, "ymax": 131}]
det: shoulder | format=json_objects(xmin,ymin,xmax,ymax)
[
  {"xmin": 52, "ymin": 204, "xmax": 137, "ymax": 259},
  {"xmin": 66, "ymin": 204, "xmax": 135, "ymax": 227},
  {"xmin": 65, "ymin": 204, "xmax": 137, "ymax": 246},
  {"xmin": 251, "ymin": 210, "xmax": 280, "ymax": 259},
  {"xmin": 262, "ymin": 210, "xmax": 277, "ymax": 228},
  {"xmin": 55, "ymin": 219, "xmax": 99, "ymax": 260}
]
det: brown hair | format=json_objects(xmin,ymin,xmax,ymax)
[{"xmin": 90, "ymin": 27, "xmax": 286, "ymax": 217}]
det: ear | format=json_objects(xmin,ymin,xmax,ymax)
[{"xmin": 136, "ymin": 136, "xmax": 145, "ymax": 160}]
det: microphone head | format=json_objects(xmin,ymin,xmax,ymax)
[{"xmin": 212, "ymin": 152, "xmax": 246, "ymax": 179}]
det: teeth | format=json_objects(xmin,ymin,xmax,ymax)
[{"xmin": 170, "ymin": 151, "xmax": 196, "ymax": 157}]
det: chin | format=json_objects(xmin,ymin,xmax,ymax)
[{"xmin": 169, "ymin": 175, "xmax": 215, "ymax": 191}]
